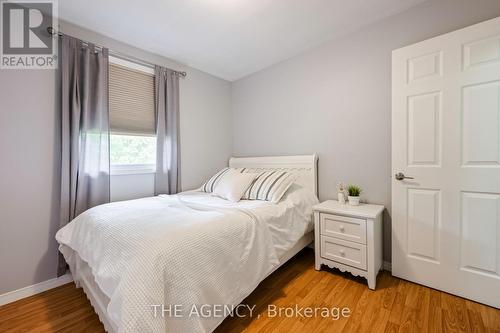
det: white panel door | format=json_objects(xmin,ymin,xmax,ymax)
[{"xmin": 392, "ymin": 16, "xmax": 500, "ymax": 308}]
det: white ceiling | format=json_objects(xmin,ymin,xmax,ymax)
[{"xmin": 59, "ymin": 0, "xmax": 426, "ymax": 81}]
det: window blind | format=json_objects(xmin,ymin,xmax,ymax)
[{"xmin": 109, "ymin": 63, "xmax": 155, "ymax": 135}]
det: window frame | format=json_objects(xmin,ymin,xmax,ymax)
[
  {"xmin": 110, "ymin": 163, "xmax": 156, "ymax": 176},
  {"xmin": 109, "ymin": 56, "xmax": 157, "ymax": 176}
]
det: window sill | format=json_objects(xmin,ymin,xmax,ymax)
[{"xmin": 111, "ymin": 164, "xmax": 156, "ymax": 176}]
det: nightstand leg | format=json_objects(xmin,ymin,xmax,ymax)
[
  {"xmin": 367, "ymin": 273, "xmax": 376, "ymax": 290},
  {"xmin": 314, "ymin": 211, "xmax": 321, "ymax": 271},
  {"xmin": 314, "ymin": 241, "xmax": 321, "ymax": 270}
]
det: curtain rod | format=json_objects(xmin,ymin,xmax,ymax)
[{"xmin": 47, "ymin": 27, "xmax": 187, "ymax": 78}]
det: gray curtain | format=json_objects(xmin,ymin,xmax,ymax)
[
  {"xmin": 154, "ymin": 66, "xmax": 180, "ymax": 195},
  {"xmin": 58, "ymin": 36, "xmax": 110, "ymax": 276}
]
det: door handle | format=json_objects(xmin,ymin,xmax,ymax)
[{"xmin": 395, "ymin": 172, "xmax": 414, "ymax": 181}]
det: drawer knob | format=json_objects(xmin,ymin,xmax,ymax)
[
  {"xmin": 339, "ymin": 225, "xmax": 345, "ymax": 232},
  {"xmin": 339, "ymin": 250, "xmax": 345, "ymax": 256}
]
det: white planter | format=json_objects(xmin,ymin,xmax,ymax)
[{"xmin": 348, "ymin": 196, "xmax": 360, "ymax": 206}]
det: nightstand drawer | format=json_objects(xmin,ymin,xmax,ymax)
[
  {"xmin": 320, "ymin": 236, "xmax": 367, "ymax": 270},
  {"xmin": 320, "ymin": 213, "xmax": 366, "ymax": 244}
]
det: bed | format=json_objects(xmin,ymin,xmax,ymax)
[{"xmin": 56, "ymin": 155, "xmax": 319, "ymax": 333}]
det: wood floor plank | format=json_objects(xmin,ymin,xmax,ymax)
[
  {"xmin": 428, "ymin": 289, "xmax": 443, "ymax": 333},
  {"xmin": 388, "ymin": 279, "xmax": 409, "ymax": 326},
  {"xmin": 0, "ymin": 249, "xmax": 498, "ymax": 333},
  {"xmin": 477, "ymin": 303, "xmax": 500, "ymax": 333},
  {"xmin": 356, "ymin": 273, "xmax": 395, "ymax": 333},
  {"xmin": 384, "ymin": 321, "xmax": 400, "ymax": 333},
  {"xmin": 339, "ymin": 285, "xmax": 372, "ymax": 332},
  {"xmin": 441, "ymin": 291, "xmax": 472, "ymax": 333},
  {"xmin": 313, "ymin": 278, "xmax": 352, "ymax": 332}
]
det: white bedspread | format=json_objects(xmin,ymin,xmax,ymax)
[{"xmin": 55, "ymin": 185, "xmax": 317, "ymax": 333}]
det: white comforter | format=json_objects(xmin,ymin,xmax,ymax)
[{"xmin": 55, "ymin": 185, "xmax": 317, "ymax": 333}]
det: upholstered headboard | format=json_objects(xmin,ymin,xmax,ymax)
[{"xmin": 229, "ymin": 155, "xmax": 318, "ymax": 197}]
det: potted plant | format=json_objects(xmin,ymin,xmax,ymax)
[{"xmin": 347, "ymin": 185, "xmax": 362, "ymax": 206}]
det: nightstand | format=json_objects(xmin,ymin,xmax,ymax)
[{"xmin": 313, "ymin": 200, "xmax": 384, "ymax": 289}]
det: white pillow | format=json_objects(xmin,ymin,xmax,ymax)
[
  {"xmin": 200, "ymin": 167, "xmax": 230, "ymax": 193},
  {"xmin": 212, "ymin": 169, "xmax": 257, "ymax": 202},
  {"xmin": 200, "ymin": 167, "xmax": 245, "ymax": 193}
]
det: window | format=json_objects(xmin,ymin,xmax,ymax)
[
  {"xmin": 109, "ymin": 56, "xmax": 156, "ymax": 175},
  {"xmin": 110, "ymin": 134, "xmax": 156, "ymax": 173}
]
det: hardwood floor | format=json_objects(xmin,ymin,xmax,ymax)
[{"xmin": 1, "ymin": 249, "xmax": 498, "ymax": 332}]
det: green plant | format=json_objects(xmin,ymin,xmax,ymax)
[{"xmin": 347, "ymin": 185, "xmax": 362, "ymax": 197}]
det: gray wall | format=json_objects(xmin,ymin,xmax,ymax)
[
  {"xmin": 232, "ymin": 0, "xmax": 500, "ymax": 262},
  {"xmin": 0, "ymin": 21, "xmax": 232, "ymax": 294}
]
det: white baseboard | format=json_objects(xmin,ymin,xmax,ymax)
[
  {"xmin": 383, "ymin": 261, "xmax": 392, "ymax": 272},
  {"xmin": 0, "ymin": 273, "xmax": 73, "ymax": 306}
]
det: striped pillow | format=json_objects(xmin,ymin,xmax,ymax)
[
  {"xmin": 241, "ymin": 170, "xmax": 296, "ymax": 203},
  {"xmin": 201, "ymin": 168, "xmax": 231, "ymax": 193}
]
